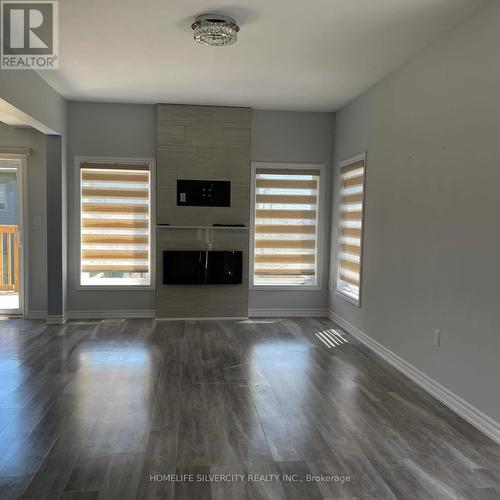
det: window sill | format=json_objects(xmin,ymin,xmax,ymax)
[
  {"xmin": 334, "ymin": 289, "xmax": 360, "ymax": 307},
  {"xmin": 75, "ymin": 285, "xmax": 155, "ymax": 291},
  {"xmin": 250, "ymin": 285, "xmax": 321, "ymax": 291}
]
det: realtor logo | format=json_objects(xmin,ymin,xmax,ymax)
[{"xmin": 1, "ymin": 1, "xmax": 58, "ymax": 69}]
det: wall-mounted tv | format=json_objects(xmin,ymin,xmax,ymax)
[{"xmin": 163, "ymin": 250, "xmax": 242, "ymax": 285}]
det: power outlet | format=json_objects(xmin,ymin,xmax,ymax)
[{"xmin": 433, "ymin": 329, "xmax": 441, "ymax": 347}]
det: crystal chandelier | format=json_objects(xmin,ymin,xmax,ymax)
[{"xmin": 191, "ymin": 14, "xmax": 239, "ymax": 47}]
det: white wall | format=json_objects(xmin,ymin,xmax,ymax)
[
  {"xmin": 0, "ymin": 123, "xmax": 47, "ymax": 314},
  {"xmin": 251, "ymin": 110, "xmax": 334, "ymax": 313},
  {"xmin": 330, "ymin": 1, "xmax": 500, "ymax": 424},
  {"xmin": 0, "ymin": 70, "xmax": 66, "ymax": 135},
  {"xmin": 67, "ymin": 101, "xmax": 156, "ymax": 312}
]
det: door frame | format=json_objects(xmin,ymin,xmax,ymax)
[{"xmin": 0, "ymin": 153, "xmax": 29, "ymax": 317}]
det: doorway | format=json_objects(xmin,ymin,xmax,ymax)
[{"xmin": 0, "ymin": 158, "xmax": 26, "ymax": 316}]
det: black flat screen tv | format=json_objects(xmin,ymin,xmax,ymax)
[{"xmin": 163, "ymin": 250, "xmax": 242, "ymax": 285}]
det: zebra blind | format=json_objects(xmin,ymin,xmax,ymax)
[
  {"xmin": 336, "ymin": 155, "xmax": 366, "ymax": 303},
  {"xmin": 253, "ymin": 166, "xmax": 320, "ymax": 286},
  {"xmin": 79, "ymin": 161, "xmax": 151, "ymax": 286}
]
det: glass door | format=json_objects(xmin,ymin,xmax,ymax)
[{"xmin": 0, "ymin": 160, "xmax": 24, "ymax": 315}]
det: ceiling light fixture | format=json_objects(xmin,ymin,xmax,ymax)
[{"xmin": 191, "ymin": 14, "xmax": 239, "ymax": 47}]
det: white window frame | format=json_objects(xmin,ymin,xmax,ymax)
[
  {"xmin": 0, "ymin": 183, "xmax": 7, "ymax": 210},
  {"xmin": 334, "ymin": 152, "xmax": 367, "ymax": 307},
  {"xmin": 0, "ymin": 153, "xmax": 29, "ymax": 317},
  {"xmin": 250, "ymin": 162, "xmax": 325, "ymax": 291},
  {"xmin": 74, "ymin": 156, "xmax": 156, "ymax": 290}
]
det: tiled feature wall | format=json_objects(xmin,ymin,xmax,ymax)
[{"xmin": 156, "ymin": 104, "xmax": 251, "ymax": 318}]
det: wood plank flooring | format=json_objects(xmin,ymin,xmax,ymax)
[{"xmin": 0, "ymin": 317, "xmax": 499, "ymax": 499}]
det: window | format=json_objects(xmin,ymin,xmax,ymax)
[
  {"xmin": 252, "ymin": 164, "xmax": 322, "ymax": 287},
  {"xmin": 0, "ymin": 184, "xmax": 6, "ymax": 209},
  {"xmin": 336, "ymin": 153, "xmax": 366, "ymax": 305},
  {"xmin": 78, "ymin": 160, "xmax": 152, "ymax": 287}
]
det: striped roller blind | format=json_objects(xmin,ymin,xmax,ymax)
[
  {"xmin": 79, "ymin": 161, "xmax": 151, "ymax": 286},
  {"xmin": 253, "ymin": 166, "xmax": 320, "ymax": 286},
  {"xmin": 336, "ymin": 156, "xmax": 366, "ymax": 303}
]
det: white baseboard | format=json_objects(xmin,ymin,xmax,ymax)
[
  {"xmin": 46, "ymin": 314, "xmax": 67, "ymax": 325},
  {"xmin": 249, "ymin": 308, "xmax": 328, "ymax": 318},
  {"xmin": 26, "ymin": 310, "xmax": 47, "ymax": 320},
  {"xmin": 29, "ymin": 309, "xmax": 328, "ymax": 321},
  {"xmin": 328, "ymin": 310, "xmax": 500, "ymax": 446},
  {"xmin": 66, "ymin": 310, "xmax": 156, "ymax": 320},
  {"xmin": 155, "ymin": 316, "xmax": 248, "ymax": 321}
]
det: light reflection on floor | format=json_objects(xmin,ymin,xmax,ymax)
[
  {"xmin": 78, "ymin": 344, "xmax": 150, "ymax": 368},
  {"xmin": 250, "ymin": 339, "xmax": 313, "ymax": 410},
  {"xmin": 315, "ymin": 329, "xmax": 349, "ymax": 348}
]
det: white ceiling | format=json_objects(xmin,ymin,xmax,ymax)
[{"xmin": 38, "ymin": 0, "xmax": 486, "ymax": 111}]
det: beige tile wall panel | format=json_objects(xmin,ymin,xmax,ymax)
[
  {"xmin": 155, "ymin": 227, "xmax": 249, "ymax": 318},
  {"xmin": 157, "ymin": 104, "xmax": 251, "ymax": 226},
  {"xmin": 156, "ymin": 104, "xmax": 251, "ymax": 318}
]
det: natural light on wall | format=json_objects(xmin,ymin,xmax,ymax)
[
  {"xmin": 79, "ymin": 161, "xmax": 151, "ymax": 286},
  {"xmin": 336, "ymin": 153, "xmax": 366, "ymax": 304},
  {"xmin": 252, "ymin": 165, "xmax": 321, "ymax": 287}
]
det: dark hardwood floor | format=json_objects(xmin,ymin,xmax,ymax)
[{"xmin": 0, "ymin": 317, "xmax": 499, "ymax": 499}]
